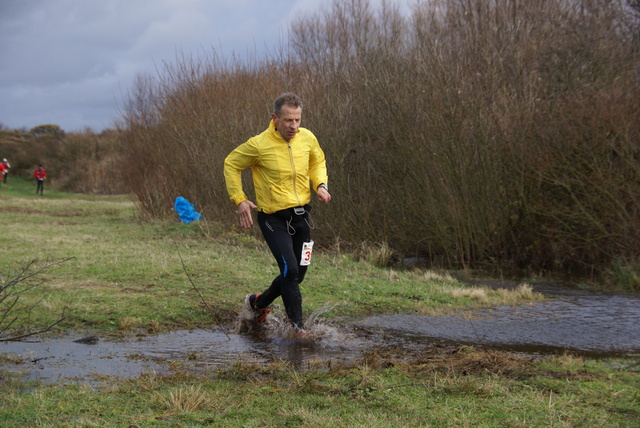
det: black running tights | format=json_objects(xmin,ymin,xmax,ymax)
[{"xmin": 256, "ymin": 209, "xmax": 311, "ymax": 329}]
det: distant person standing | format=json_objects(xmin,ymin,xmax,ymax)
[
  {"xmin": 0, "ymin": 161, "xmax": 6, "ymax": 185},
  {"xmin": 34, "ymin": 164, "xmax": 47, "ymax": 195},
  {"xmin": 1, "ymin": 158, "xmax": 9, "ymax": 183}
]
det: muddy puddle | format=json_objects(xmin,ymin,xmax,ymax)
[
  {"xmin": 1, "ymin": 324, "xmax": 372, "ymax": 385},
  {"xmin": 2, "ymin": 281, "xmax": 640, "ymax": 384},
  {"xmin": 356, "ymin": 281, "xmax": 640, "ymax": 356}
]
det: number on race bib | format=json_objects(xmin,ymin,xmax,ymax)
[{"xmin": 300, "ymin": 241, "xmax": 314, "ymax": 266}]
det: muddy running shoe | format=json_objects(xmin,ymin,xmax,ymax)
[
  {"xmin": 293, "ymin": 326, "xmax": 307, "ymax": 338},
  {"xmin": 245, "ymin": 294, "xmax": 271, "ymax": 323}
]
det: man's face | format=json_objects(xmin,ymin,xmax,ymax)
[{"xmin": 272, "ymin": 104, "xmax": 302, "ymax": 142}]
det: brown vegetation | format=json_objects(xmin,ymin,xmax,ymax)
[
  {"xmin": 0, "ymin": 127, "xmax": 127, "ymax": 194},
  {"xmin": 115, "ymin": 0, "xmax": 640, "ymax": 280}
]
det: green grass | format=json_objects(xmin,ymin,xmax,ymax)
[
  {"xmin": 1, "ymin": 350, "xmax": 638, "ymax": 427},
  {"xmin": 0, "ymin": 178, "xmax": 544, "ymax": 334},
  {"xmin": 1, "ymin": 180, "xmax": 639, "ymax": 427},
  {"xmin": 603, "ymin": 258, "xmax": 640, "ymax": 292}
]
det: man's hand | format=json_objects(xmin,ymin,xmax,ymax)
[
  {"xmin": 317, "ymin": 187, "xmax": 331, "ymax": 204},
  {"xmin": 237, "ymin": 200, "xmax": 257, "ymax": 228}
]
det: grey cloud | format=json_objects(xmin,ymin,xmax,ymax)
[{"xmin": 0, "ymin": 0, "xmax": 361, "ymax": 131}]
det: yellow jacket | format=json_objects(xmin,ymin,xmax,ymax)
[{"xmin": 224, "ymin": 121, "xmax": 328, "ymax": 214}]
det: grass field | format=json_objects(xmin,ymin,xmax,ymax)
[
  {"xmin": 0, "ymin": 178, "xmax": 545, "ymax": 334},
  {"xmin": 1, "ymin": 178, "xmax": 639, "ymax": 427}
]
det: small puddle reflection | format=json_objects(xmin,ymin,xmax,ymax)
[{"xmin": 1, "ymin": 325, "xmax": 370, "ymax": 384}]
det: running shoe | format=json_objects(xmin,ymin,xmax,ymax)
[
  {"xmin": 245, "ymin": 293, "xmax": 271, "ymax": 323},
  {"xmin": 294, "ymin": 328, "xmax": 307, "ymax": 338}
]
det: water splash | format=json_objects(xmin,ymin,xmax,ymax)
[
  {"xmin": 306, "ymin": 302, "xmax": 341, "ymax": 327},
  {"xmin": 234, "ymin": 300, "xmax": 342, "ymax": 342}
]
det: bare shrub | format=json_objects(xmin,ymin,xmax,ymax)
[
  {"xmin": 0, "ymin": 127, "xmax": 128, "ymax": 194},
  {"xmin": 118, "ymin": 53, "xmax": 291, "ymax": 220},
  {"xmin": 117, "ymin": 0, "xmax": 640, "ymax": 280},
  {"xmin": 56, "ymin": 129, "xmax": 128, "ymax": 194},
  {"xmin": 1, "ymin": 259, "xmax": 69, "ymax": 342}
]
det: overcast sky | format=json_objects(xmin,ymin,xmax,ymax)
[{"xmin": 0, "ymin": 0, "xmax": 345, "ymax": 132}]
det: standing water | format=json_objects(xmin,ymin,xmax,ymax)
[
  {"xmin": 0, "ymin": 319, "xmax": 369, "ymax": 385},
  {"xmin": 2, "ymin": 281, "xmax": 639, "ymax": 384},
  {"xmin": 356, "ymin": 281, "xmax": 640, "ymax": 356}
]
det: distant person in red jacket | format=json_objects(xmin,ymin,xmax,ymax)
[
  {"xmin": 1, "ymin": 158, "xmax": 9, "ymax": 183},
  {"xmin": 34, "ymin": 165, "xmax": 47, "ymax": 195},
  {"xmin": 0, "ymin": 161, "xmax": 6, "ymax": 185}
]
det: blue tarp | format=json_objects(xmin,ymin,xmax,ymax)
[{"xmin": 174, "ymin": 196, "xmax": 203, "ymax": 223}]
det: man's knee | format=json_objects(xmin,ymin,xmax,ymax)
[
  {"xmin": 296, "ymin": 266, "xmax": 308, "ymax": 284},
  {"xmin": 286, "ymin": 265, "xmax": 300, "ymax": 281}
]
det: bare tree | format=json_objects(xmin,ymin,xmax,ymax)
[{"xmin": 0, "ymin": 258, "xmax": 72, "ymax": 342}]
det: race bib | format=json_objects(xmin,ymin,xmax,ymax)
[{"xmin": 300, "ymin": 241, "xmax": 314, "ymax": 266}]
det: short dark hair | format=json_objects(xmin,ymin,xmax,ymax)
[{"xmin": 274, "ymin": 92, "xmax": 303, "ymax": 117}]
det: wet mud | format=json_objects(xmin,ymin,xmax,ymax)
[{"xmin": 2, "ymin": 281, "xmax": 639, "ymax": 384}]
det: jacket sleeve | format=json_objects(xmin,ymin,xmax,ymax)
[
  {"xmin": 308, "ymin": 137, "xmax": 328, "ymax": 192},
  {"xmin": 224, "ymin": 139, "xmax": 259, "ymax": 205}
]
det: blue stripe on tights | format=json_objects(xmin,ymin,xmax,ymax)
[{"xmin": 282, "ymin": 256, "xmax": 288, "ymax": 277}]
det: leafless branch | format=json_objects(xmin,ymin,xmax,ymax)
[{"xmin": 0, "ymin": 258, "xmax": 74, "ymax": 342}]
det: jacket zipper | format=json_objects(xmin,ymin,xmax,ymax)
[{"xmin": 287, "ymin": 142, "xmax": 302, "ymax": 207}]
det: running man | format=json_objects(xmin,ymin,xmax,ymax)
[{"xmin": 224, "ymin": 92, "xmax": 331, "ymax": 335}]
